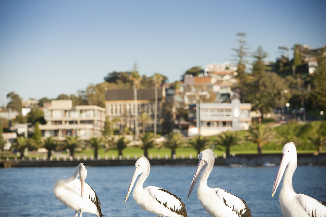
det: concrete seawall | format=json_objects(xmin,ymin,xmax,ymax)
[
  {"xmin": 225, "ymin": 153, "xmax": 326, "ymax": 166},
  {"xmin": 1, "ymin": 153, "xmax": 325, "ymax": 168}
]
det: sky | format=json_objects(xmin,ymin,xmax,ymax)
[{"xmin": 0, "ymin": 0, "xmax": 326, "ymax": 107}]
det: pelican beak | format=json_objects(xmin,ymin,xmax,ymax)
[
  {"xmin": 80, "ymin": 179, "xmax": 84, "ymax": 199},
  {"xmin": 188, "ymin": 159, "xmax": 206, "ymax": 199},
  {"xmin": 125, "ymin": 166, "xmax": 141, "ymax": 202},
  {"xmin": 272, "ymin": 154, "xmax": 289, "ymax": 197}
]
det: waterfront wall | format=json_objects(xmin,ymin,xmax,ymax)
[{"xmin": 1, "ymin": 153, "xmax": 325, "ymax": 168}]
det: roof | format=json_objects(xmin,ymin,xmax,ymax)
[{"xmin": 105, "ymin": 89, "xmax": 163, "ymax": 101}]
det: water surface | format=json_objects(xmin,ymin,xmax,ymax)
[{"xmin": 0, "ymin": 165, "xmax": 325, "ymax": 217}]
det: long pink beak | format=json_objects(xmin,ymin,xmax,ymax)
[
  {"xmin": 125, "ymin": 167, "xmax": 141, "ymax": 202},
  {"xmin": 188, "ymin": 159, "xmax": 206, "ymax": 199},
  {"xmin": 272, "ymin": 155, "xmax": 287, "ymax": 197}
]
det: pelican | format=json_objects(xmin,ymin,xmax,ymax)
[
  {"xmin": 124, "ymin": 156, "xmax": 188, "ymax": 217},
  {"xmin": 53, "ymin": 163, "xmax": 103, "ymax": 217},
  {"xmin": 188, "ymin": 149, "xmax": 252, "ymax": 217},
  {"xmin": 272, "ymin": 142, "xmax": 326, "ymax": 217}
]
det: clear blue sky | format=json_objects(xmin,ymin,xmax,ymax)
[{"xmin": 1, "ymin": 0, "xmax": 325, "ymax": 106}]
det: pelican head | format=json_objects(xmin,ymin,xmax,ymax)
[
  {"xmin": 125, "ymin": 156, "xmax": 150, "ymax": 202},
  {"xmin": 78, "ymin": 163, "xmax": 87, "ymax": 198},
  {"xmin": 187, "ymin": 149, "xmax": 215, "ymax": 198},
  {"xmin": 272, "ymin": 142, "xmax": 297, "ymax": 197}
]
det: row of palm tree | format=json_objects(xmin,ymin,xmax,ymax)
[{"xmin": 11, "ymin": 123, "xmax": 325, "ymax": 160}]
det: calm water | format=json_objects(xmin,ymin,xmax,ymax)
[{"xmin": 0, "ymin": 165, "xmax": 325, "ymax": 217}]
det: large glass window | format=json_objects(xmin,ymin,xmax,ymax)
[{"xmin": 53, "ymin": 110, "xmax": 62, "ymax": 118}]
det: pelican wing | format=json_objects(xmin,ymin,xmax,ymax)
[
  {"xmin": 147, "ymin": 186, "xmax": 187, "ymax": 216},
  {"xmin": 215, "ymin": 188, "xmax": 252, "ymax": 217},
  {"xmin": 297, "ymin": 194, "xmax": 326, "ymax": 217},
  {"xmin": 68, "ymin": 179, "xmax": 103, "ymax": 217}
]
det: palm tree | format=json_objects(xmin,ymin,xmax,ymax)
[
  {"xmin": 129, "ymin": 68, "xmax": 142, "ymax": 140},
  {"xmin": 116, "ymin": 136, "xmax": 129, "ymax": 156},
  {"xmin": 189, "ymin": 135, "xmax": 210, "ymax": 155},
  {"xmin": 216, "ymin": 131, "xmax": 241, "ymax": 157},
  {"xmin": 139, "ymin": 112, "xmax": 151, "ymax": 136},
  {"xmin": 13, "ymin": 136, "xmax": 30, "ymax": 159},
  {"xmin": 309, "ymin": 135, "xmax": 326, "ymax": 154},
  {"xmin": 153, "ymin": 73, "xmax": 163, "ymax": 138},
  {"xmin": 64, "ymin": 136, "xmax": 82, "ymax": 158},
  {"xmin": 139, "ymin": 132, "xmax": 156, "ymax": 158},
  {"xmin": 43, "ymin": 137, "xmax": 57, "ymax": 159},
  {"xmin": 246, "ymin": 124, "xmax": 274, "ymax": 154},
  {"xmin": 88, "ymin": 137, "xmax": 104, "ymax": 159},
  {"xmin": 161, "ymin": 132, "xmax": 185, "ymax": 158}
]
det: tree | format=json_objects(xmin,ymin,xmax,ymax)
[
  {"xmin": 161, "ymin": 132, "xmax": 185, "ymax": 157},
  {"xmin": 87, "ymin": 137, "xmax": 104, "ymax": 159},
  {"xmin": 7, "ymin": 92, "xmax": 22, "ymax": 112},
  {"xmin": 103, "ymin": 116, "xmax": 121, "ymax": 137},
  {"xmin": 63, "ymin": 136, "xmax": 82, "ymax": 158},
  {"xmin": 139, "ymin": 113, "xmax": 151, "ymax": 136},
  {"xmin": 309, "ymin": 135, "xmax": 326, "ymax": 154},
  {"xmin": 129, "ymin": 65, "xmax": 142, "ymax": 140},
  {"xmin": 31, "ymin": 122, "xmax": 42, "ymax": 149},
  {"xmin": 252, "ymin": 46, "xmax": 269, "ymax": 77},
  {"xmin": 246, "ymin": 124, "xmax": 274, "ymax": 154},
  {"xmin": 183, "ymin": 66, "xmax": 203, "ymax": 79},
  {"xmin": 43, "ymin": 137, "xmax": 57, "ymax": 159},
  {"xmin": 13, "ymin": 136, "xmax": 30, "ymax": 159},
  {"xmin": 176, "ymin": 107, "xmax": 188, "ymax": 129},
  {"xmin": 216, "ymin": 131, "xmax": 241, "ymax": 157},
  {"xmin": 189, "ymin": 135, "xmax": 210, "ymax": 155},
  {"xmin": 312, "ymin": 46, "xmax": 326, "ymax": 113},
  {"xmin": 153, "ymin": 73, "xmax": 164, "ymax": 138},
  {"xmin": 115, "ymin": 136, "xmax": 129, "ymax": 157},
  {"xmin": 56, "ymin": 94, "xmax": 70, "ymax": 100},
  {"xmin": 232, "ymin": 32, "xmax": 251, "ymax": 78},
  {"xmin": 27, "ymin": 106, "xmax": 47, "ymax": 125},
  {"xmin": 38, "ymin": 97, "xmax": 51, "ymax": 107},
  {"xmin": 139, "ymin": 132, "xmax": 156, "ymax": 158}
]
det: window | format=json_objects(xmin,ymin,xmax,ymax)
[
  {"xmin": 53, "ymin": 110, "xmax": 62, "ymax": 118},
  {"xmin": 225, "ymin": 109, "xmax": 231, "ymax": 116}
]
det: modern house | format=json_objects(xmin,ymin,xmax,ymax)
[
  {"xmin": 39, "ymin": 100, "xmax": 105, "ymax": 140},
  {"xmin": 104, "ymin": 88, "xmax": 167, "ymax": 133},
  {"xmin": 188, "ymin": 99, "xmax": 251, "ymax": 136}
]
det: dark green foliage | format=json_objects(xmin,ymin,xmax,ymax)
[
  {"xmin": 32, "ymin": 122, "xmax": 42, "ymax": 149},
  {"xmin": 27, "ymin": 106, "xmax": 47, "ymax": 125},
  {"xmin": 139, "ymin": 132, "xmax": 156, "ymax": 157},
  {"xmin": 7, "ymin": 92, "xmax": 22, "ymax": 112}
]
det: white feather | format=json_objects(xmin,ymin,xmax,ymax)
[
  {"xmin": 148, "ymin": 186, "xmax": 183, "ymax": 211},
  {"xmin": 297, "ymin": 194, "xmax": 326, "ymax": 217},
  {"xmin": 215, "ymin": 188, "xmax": 250, "ymax": 216}
]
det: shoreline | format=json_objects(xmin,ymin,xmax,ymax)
[{"xmin": 1, "ymin": 153, "xmax": 325, "ymax": 168}]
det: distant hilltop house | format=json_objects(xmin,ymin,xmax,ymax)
[
  {"xmin": 104, "ymin": 88, "xmax": 169, "ymax": 134},
  {"xmin": 180, "ymin": 62, "xmax": 238, "ymax": 105},
  {"xmin": 39, "ymin": 100, "xmax": 105, "ymax": 140},
  {"xmin": 188, "ymin": 99, "xmax": 251, "ymax": 136}
]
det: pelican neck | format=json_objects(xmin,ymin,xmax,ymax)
[
  {"xmin": 199, "ymin": 160, "xmax": 213, "ymax": 187},
  {"xmin": 282, "ymin": 158, "xmax": 297, "ymax": 192},
  {"xmin": 136, "ymin": 165, "xmax": 150, "ymax": 190}
]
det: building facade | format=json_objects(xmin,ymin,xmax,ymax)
[
  {"xmin": 104, "ymin": 88, "xmax": 166, "ymax": 133},
  {"xmin": 39, "ymin": 100, "xmax": 105, "ymax": 140},
  {"xmin": 188, "ymin": 99, "xmax": 251, "ymax": 136}
]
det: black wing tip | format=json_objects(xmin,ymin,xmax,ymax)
[
  {"xmin": 222, "ymin": 190, "xmax": 252, "ymax": 217},
  {"xmin": 88, "ymin": 184, "xmax": 103, "ymax": 217},
  {"xmin": 158, "ymin": 188, "xmax": 188, "ymax": 217}
]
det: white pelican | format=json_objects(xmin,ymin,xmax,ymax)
[
  {"xmin": 53, "ymin": 163, "xmax": 103, "ymax": 217},
  {"xmin": 272, "ymin": 142, "xmax": 326, "ymax": 217},
  {"xmin": 124, "ymin": 156, "xmax": 188, "ymax": 217},
  {"xmin": 187, "ymin": 149, "xmax": 252, "ymax": 217}
]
